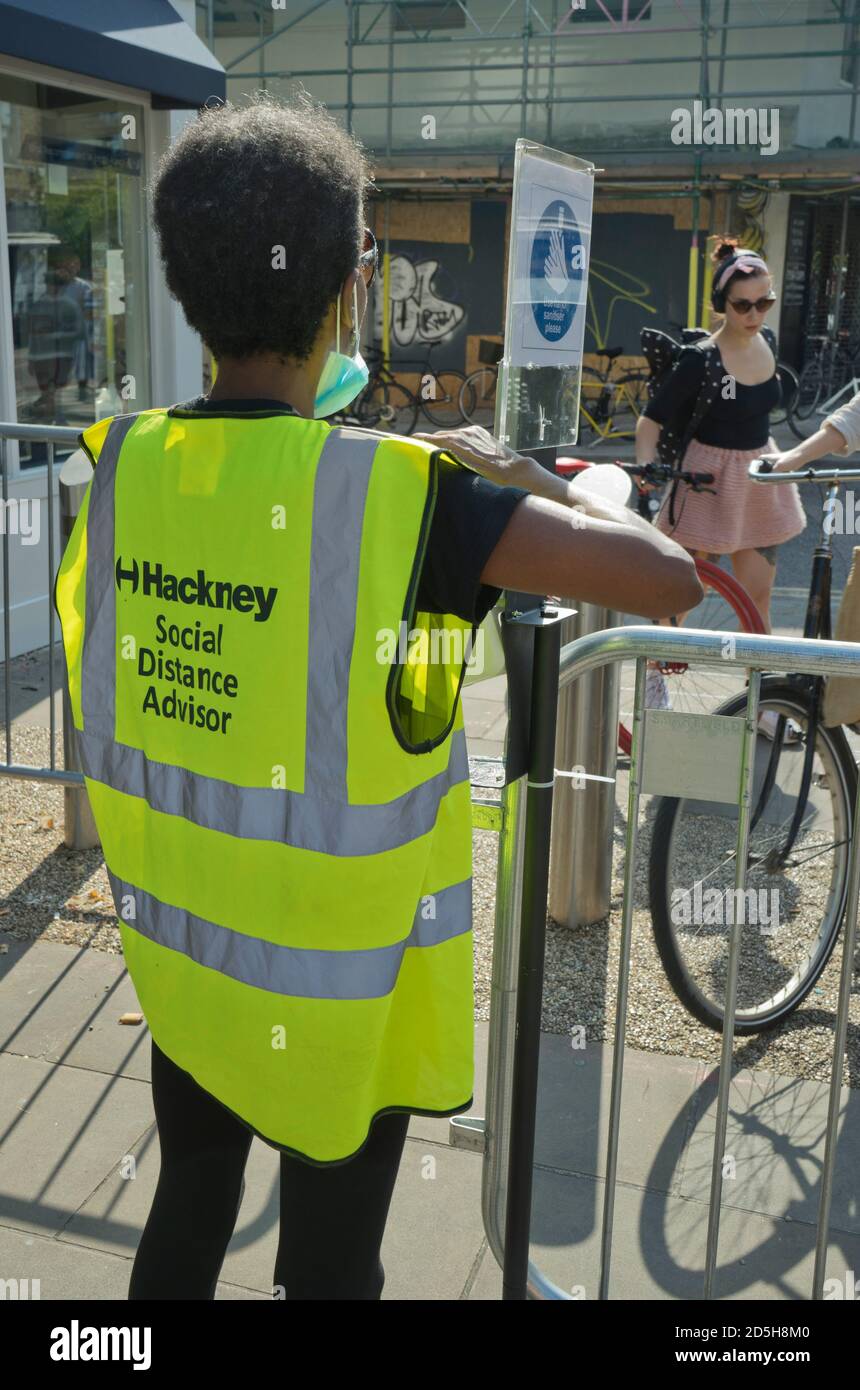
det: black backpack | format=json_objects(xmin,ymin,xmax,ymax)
[{"xmin": 640, "ymin": 326, "xmax": 722, "ymax": 470}]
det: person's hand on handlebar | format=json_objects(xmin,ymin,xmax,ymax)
[
  {"xmin": 757, "ymin": 447, "xmax": 804, "ymax": 474},
  {"xmin": 633, "ymin": 461, "xmax": 662, "ymax": 493}
]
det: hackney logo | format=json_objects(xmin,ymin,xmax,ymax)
[{"xmin": 115, "ymin": 556, "xmax": 278, "ymax": 623}]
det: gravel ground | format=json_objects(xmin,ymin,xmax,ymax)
[
  {"xmin": 0, "ymin": 727, "xmax": 123, "ymax": 955},
  {"xmin": 3, "ymin": 724, "xmax": 858, "ymax": 1088}
]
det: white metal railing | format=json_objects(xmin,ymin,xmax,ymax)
[{"xmin": 460, "ymin": 623, "xmax": 860, "ymax": 1300}]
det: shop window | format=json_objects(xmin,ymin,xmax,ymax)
[{"xmin": 1, "ymin": 73, "xmax": 150, "ymax": 469}]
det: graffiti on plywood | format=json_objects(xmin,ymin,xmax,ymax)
[{"xmin": 373, "ymin": 254, "xmax": 466, "ymax": 346}]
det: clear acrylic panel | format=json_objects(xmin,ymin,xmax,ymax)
[{"xmin": 497, "ymin": 140, "xmax": 596, "ymax": 454}]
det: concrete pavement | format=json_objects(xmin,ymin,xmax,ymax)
[{"xmin": 2, "ymin": 936, "xmax": 860, "ymax": 1300}]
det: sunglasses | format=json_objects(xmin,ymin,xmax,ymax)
[
  {"xmin": 726, "ymin": 294, "xmax": 776, "ymax": 315},
  {"xmin": 358, "ymin": 228, "xmax": 378, "ymax": 288}
]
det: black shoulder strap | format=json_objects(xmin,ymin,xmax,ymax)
[{"xmin": 667, "ymin": 345, "xmax": 723, "ymax": 526}]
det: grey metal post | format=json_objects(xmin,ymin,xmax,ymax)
[
  {"xmin": 59, "ymin": 451, "xmax": 99, "ymax": 850},
  {"xmin": 548, "ymin": 598, "xmax": 620, "ymax": 925}
]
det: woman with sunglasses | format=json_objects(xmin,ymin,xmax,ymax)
[{"xmin": 635, "ymin": 238, "xmax": 805, "ymax": 654}]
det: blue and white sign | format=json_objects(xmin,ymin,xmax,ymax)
[
  {"xmin": 528, "ymin": 199, "xmax": 585, "ymax": 344},
  {"xmin": 508, "ymin": 147, "xmax": 594, "ymax": 370},
  {"xmin": 497, "ymin": 141, "xmax": 595, "ymax": 450}
]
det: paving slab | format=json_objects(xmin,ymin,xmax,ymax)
[
  {"xmin": 532, "ymin": 1037, "xmax": 701, "ymax": 1197},
  {"xmin": 680, "ymin": 1062, "xmax": 860, "ymax": 1236},
  {"xmin": 469, "ymin": 1168, "xmax": 860, "ymax": 1302},
  {"xmin": 0, "ymin": 1052, "xmax": 152, "ymax": 1240},
  {"xmin": 2, "ymin": 938, "xmax": 858, "ymax": 1300},
  {"xmin": 0, "ymin": 938, "xmax": 148, "ymax": 1080},
  {"xmin": 0, "ymin": 1222, "xmax": 134, "ymax": 1302}
]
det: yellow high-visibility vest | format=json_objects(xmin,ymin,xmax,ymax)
[{"xmin": 56, "ymin": 408, "xmax": 476, "ymax": 1165}]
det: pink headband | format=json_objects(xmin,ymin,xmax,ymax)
[{"xmin": 713, "ymin": 254, "xmax": 769, "ymax": 295}]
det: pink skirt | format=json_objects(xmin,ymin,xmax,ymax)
[{"xmin": 654, "ymin": 437, "xmax": 806, "ymax": 555}]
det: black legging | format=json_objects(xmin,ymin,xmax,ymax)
[{"xmin": 128, "ymin": 1038, "xmax": 411, "ymax": 1300}]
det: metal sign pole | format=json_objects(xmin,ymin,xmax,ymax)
[
  {"xmin": 502, "ymin": 606, "xmax": 564, "ymax": 1300},
  {"xmin": 702, "ymin": 671, "xmax": 762, "ymax": 1297}
]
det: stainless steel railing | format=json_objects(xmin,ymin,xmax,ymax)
[
  {"xmin": 459, "ymin": 624, "xmax": 860, "ymax": 1300},
  {"xmin": 1, "ymin": 422, "xmax": 82, "ymax": 787}
]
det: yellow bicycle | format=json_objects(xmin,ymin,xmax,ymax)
[{"xmin": 577, "ymin": 346, "xmax": 649, "ymax": 442}]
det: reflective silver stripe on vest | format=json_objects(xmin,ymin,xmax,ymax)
[
  {"xmin": 78, "ymin": 419, "xmax": 468, "ymax": 855},
  {"xmin": 305, "ymin": 430, "xmax": 375, "ymax": 800},
  {"xmin": 81, "ymin": 413, "xmax": 140, "ymax": 740},
  {"xmin": 107, "ymin": 869, "xmax": 472, "ymax": 999},
  {"xmin": 78, "ymin": 723, "xmax": 468, "ymax": 856}
]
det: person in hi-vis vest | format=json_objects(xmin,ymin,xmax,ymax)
[{"xmin": 54, "ymin": 92, "xmax": 701, "ymax": 1301}]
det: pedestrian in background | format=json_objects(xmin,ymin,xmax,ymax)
[{"xmin": 635, "ymin": 238, "xmax": 805, "ymax": 723}]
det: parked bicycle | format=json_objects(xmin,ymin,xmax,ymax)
[
  {"xmin": 648, "ymin": 456, "xmax": 860, "ymax": 1033},
  {"xmin": 334, "ymin": 343, "xmax": 468, "ymax": 434},
  {"xmin": 577, "ymin": 347, "xmax": 650, "ymax": 443},
  {"xmin": 334, "ymin": 344, "xmax": 418, "ymax": 434},
  {"xmin": 788, "ymin": 331, "xmax": 860, "ymax": 440},
  {"xmin": 392, "ymin": 342, "xmax": 468, "ymax": 428},
  {"xmin": 460, "ymin": 343, "xmax": 651, "ymax": 441},
  {"xmin": 459, "ymin": 339, "xmax": 503, "ymax": 427}
]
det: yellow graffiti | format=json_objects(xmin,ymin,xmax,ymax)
[{"xmin": 586, "ymin": 258, "xmax": 658, "ymax": 353}]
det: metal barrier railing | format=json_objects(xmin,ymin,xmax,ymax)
[
  {"xmin": 1, "ymin": 423, "xmax": 82, "ymax": 788},
  {"xmin": 457, "ymin": 623, "xmax": 860, "ymax": 1301}
]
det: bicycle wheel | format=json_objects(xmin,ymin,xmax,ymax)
[
  {"xmin": 420, "ymin": 370, "xmax": 467, "ymax": 427},
  {"xmin": 648, "ymin": 680, "xmax": 856, "ymax": 1033},
  {"xmin": 459, "ymin": 368, "xmax": 497, "ymax": 427},
  {"xmin": 788, "ymin": 359, "xmax": 824, "ymax": 436},
  {"xmin": 355, "ymin": 380, "xmax": 418, "ymax": 435},
  {"xmin": 771, "ymin": 361, "xmax": 799, "ymax": 427},
  {"xmin": 618, "ymin": 560, "xmax": 765, "ymax": 756}
]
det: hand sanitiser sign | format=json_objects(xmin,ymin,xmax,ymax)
[{"xmin": 497, "ymin": 140, "xmax": 596, "ymax": 453}]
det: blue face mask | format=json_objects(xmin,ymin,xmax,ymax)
[{"xmin": 312, "ymin": 280, "xmax": 369, "ymax": 419}]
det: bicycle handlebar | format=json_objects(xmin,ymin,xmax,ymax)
[
  {"xmin": 749, "ymin": 458, "xmax": 860, "ymax": 485},
  {"xmin": 622, "ymin": 461, "xmax": 715, "ymax": 490}
]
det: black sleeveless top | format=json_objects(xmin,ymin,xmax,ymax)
[{"xmin": 643, "ymin": 327, "xmax": 781, "ymax": 450}]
